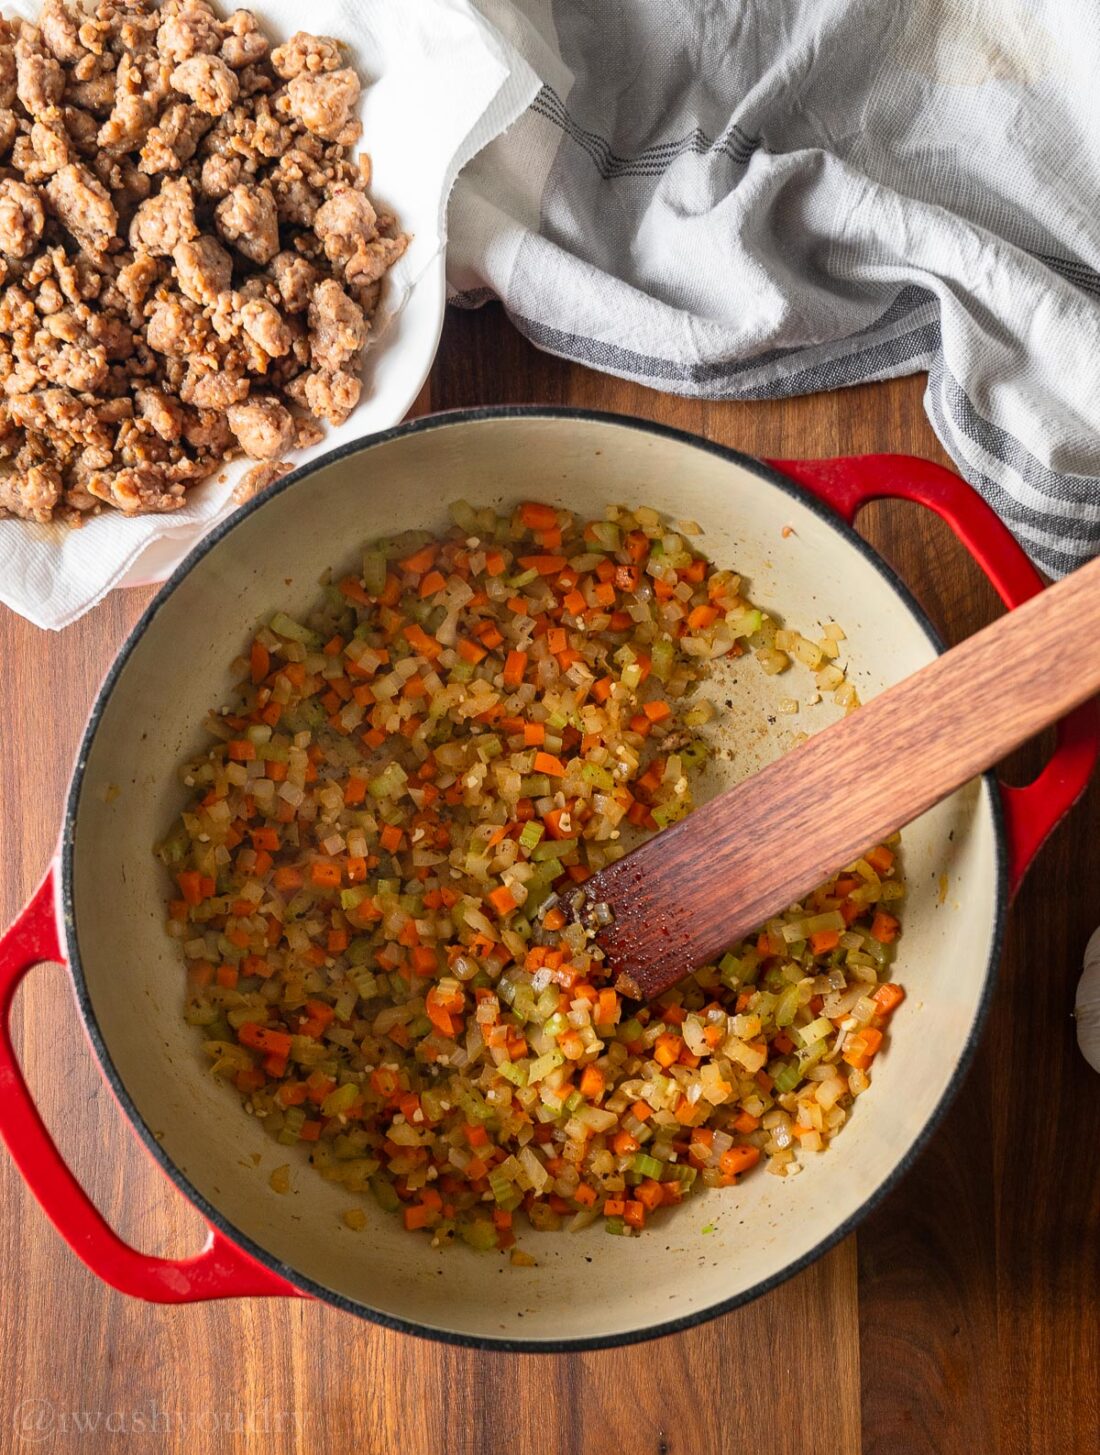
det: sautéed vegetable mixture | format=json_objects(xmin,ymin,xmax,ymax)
[{"xmin": 159, "ymin": 500, "xmax": 906, "ymax": 1252}]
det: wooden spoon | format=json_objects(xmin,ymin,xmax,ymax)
[{"xmin": 582, "ymin": 552, "xmax": 1100, "ymax": 1001}]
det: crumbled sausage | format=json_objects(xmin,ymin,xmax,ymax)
[
  {"xmin": 282, "ymin": 67, "xmax": 360, "ymax": 143},
  {"xmin": 231, "ymin": 456, "xmax": 290, "ymax": 504},
  {"xmin": 129, "ymin": 175, "xmax": 197, "ymax": 255},
  {"xmin": 215, "ymin": 181, "xmax": 278, "ymax": 263},
  {"xmin": 0, "ymin": 461, "xmax": 63, "ymax": 522},
  {"xmin": 140, "ymin": 102, "xmax": 212, "ymax": 175},
  {"xmin": 221, "ymin": 11, "xmax": 269, "ymax": 69},
  {"xmin": 85, "ymin": 462, "xmax": 185, "ymax": 513},
  {"xmin": 0, "ymin": 11, "xmax": 404, "ymax": 526},
  {"xmin": 157, "ymin": 3, "xmax": 224, "ymax": 66},
  {"xmin": 172, "ymin": 235, "xmax": 232, "ymax": 305},
  {"xmin": 307, "ymin": 279, "xmax": 366, "ymax": 371},
  {"xmin": 38, "ymin": 0, "xmax": 86, "ymax": 66},
  {"xmin": 0, "ymin": 180, "xmax": 45, "ymax": 259},
  {"xmin": 15, "ymin": 26, "xmax": 64, "ymax": 117},
  {"xmin": 226, "ymin": 394, "xmax": 294, "ymax": 458},
  {"xmin": 270, "ymin": 32, "xmax": 341, "ymax": 80},
  {"xmin": 268, "ymin": 250, "xmax": 316, "ymax": 313},
  {"xmin": 298, "ymin": 366, "xmax": 360, "ymax": 425},
  {"xmin": 240, "ymin": 297, "xmax": 292, "ymax": 357},
  {"xmin": 45, "ymin": 162, "xmax": 118, "ymax": 253},
  {"xmin": 198, "ymin": 150, "xmax": 241, "ymax": 198},
  {"xmin": 170, "ymin": 55, "xmax": 238, "ymax": 116},
  {"xmin": 136, "ymin": 386, "xmax": 185, "ymax": 441}
]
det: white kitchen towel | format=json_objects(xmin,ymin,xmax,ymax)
[
  {"xmin": 449, "ymin": 0, "xmax": 1100, "ymax": 577},
  {"xmin": 0, "ymin": 0, "xmax": 538, "ymax": 630}
]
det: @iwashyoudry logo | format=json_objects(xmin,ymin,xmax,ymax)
[{"xmin": 12, "ymin": 1398, "xmax": 311, "ymax": 1441}]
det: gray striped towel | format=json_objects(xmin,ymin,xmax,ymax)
[{"xmin": 450, "ymin": 0, "xmax": 1100, "ymax": 575}]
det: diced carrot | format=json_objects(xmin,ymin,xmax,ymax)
[
  {"xmin": 411, "ymin": 945, "xmax": 438, "ymax": 977},
  {"xmin": 520, "ymin": 502, "xmax": 559, "ymax": 531},
  {"xmin": 873, "ymin": 982, "xmax": 906, "ymax": 1016},
  {"xmin": 502, "ymin": 650, "xmax": 528, "ymax": 688},
  {"xmin": 176, "ymin": 870, "xmax": 204, "ymax": 906},
  {"xmin": 686, "ymin": 604, "xmax": 718, "ymax": 631},
  {"xmin": 574, "ymin": 1183, "xmax": 597, "ymax": 1207},
  {"xmin": 542, "ymin": 906, "xmax": 566, "ymax": 931},
  {"xmin": 532, "ymin": 751, "xmax": 565, "ymax": 777},
  {"xmin": 457, "ymin": 638, "xmax": 488, "ymax": 664},
  {"xmin": 654, "ymin": 1032, "xmax": 682, "ymax": 1067},
  {"xmin": 485, "ymin": 551, "xmax": 507, "ymax": 578},
  {"xmin": 602, "ymin": 1199, "xmax": 626, "ymax": 1218},
  {"xmin": 518, "ymin": 554, "xmax": 567, "ymax": 575},
  {"xmin": 339, "ymin": 576, "xmax": 371, "ymax": 606},
  {"xmin": 595, "ymin": 988, "xmax": 619, "ymax": 1025},
  {"xmin": 733, "ymin": 1110, "xmax": 761, "ymax": 1133},
  {"xmin": 309, "ymin": 860, "xmax": 341, "ymax": 889},
  {"xmin": 866, "ymin": 844, "xmax": 895, "ymax": 875},
  {"xmin": 419, "ymin": 570, "xmax": 447, "ymax": 598},
  {"xmin": 488, "ymin": 884, "xmax": 518, "ymax": 917},
  {"xmin": 630, "ymin": 1100, "xmax": 653, "ymax": 1122},
  {"xmin": 403, "ymin": 622, "xmax": 441, "ymax": 659},
  {"xmin": 843, "ymin": 1026, "xmax": 884, "ymax": 1069},
  {"xmin": 612, "ymin": 1130, "xmax": 639, "ymax": 1157},
  {"xmin": 238, "ymin": 1022, "xmax": 293, "ymax": 1057},
  {"xmin": 226, "ymin": 739, "xmax": 256, "ymax": 762},
  {"xmin": 250, "ymin": 640, "xmax": 270, "ymax": 684},
  {"xmin": 579, "ymin": 1065, "xmax": 605, "ymax": 1099},
  {"xmin": 403, "ymin": 1204, "xmax": 432, "ymax": 1231},
  {"xmin": 870, "ymin": 911, "xmax": 899, "ymax": 944},
  {"xmin": 643, "ymin": 700, "xmax": 671, "ymax": 723},
  {"xmin": 810, "ymin": 929, "xmax": 841, "ymax": 954},
  {"xmin": 718, "ymin": 1145, "xmax": 760, "ymax": 1178},
  {"xmin": 379, "ymin": 823, "xmax": 405, "ymax": 853},
  {"xmin": 400, "ymin": 544, "xmax": 437, "ymax": 575},
  {"xmin": 546, "ymin": 626, "xmax": 567, "ymax": 654},
  {"xmin": 216, "ymin": 964, "xmax": 238, "ymax": 988}
]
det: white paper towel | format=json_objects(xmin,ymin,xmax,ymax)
[{"xmin": 0, "ymin": 0, "xmax": 538, "ymax": 630}]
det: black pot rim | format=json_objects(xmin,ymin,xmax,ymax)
[{"xmin": 60, "ymin": 405, "xmax": 1007, "ymax": 1352}]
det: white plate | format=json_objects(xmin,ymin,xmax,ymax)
[{"xmin": 117, "ymin": 252, "xmax": 447, "ymax": 590}]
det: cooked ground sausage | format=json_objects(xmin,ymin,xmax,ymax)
[{"xmin": 0, "ymin": 4, "xmax": 406, "ymax": 525}]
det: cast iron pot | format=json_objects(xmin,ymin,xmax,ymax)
[{"xmin": 2, "ymin": 410, "xmax": 1097, "ymax": 1349}]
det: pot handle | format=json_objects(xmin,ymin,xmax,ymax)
[
  {"xmin": 764, "ymin": 453, "xmax": 1100, "ymax": 892},
  {"xmin": 0, "ymin": 867, "xmax": 300, "ymax": 1303}
]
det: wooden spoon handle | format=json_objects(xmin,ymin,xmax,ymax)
[{"xmin": 594, "ymin": 553, "xmax": 1100, "ymax": 1000}]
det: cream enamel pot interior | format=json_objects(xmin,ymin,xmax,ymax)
[{"xmin": 2, "ymin": 410, "xmax": 1097, "ymax": 1350}]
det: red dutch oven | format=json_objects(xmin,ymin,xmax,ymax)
[{"xmin": 1, "ymin": 411, "xmax": 1096, "ymax": 1348}]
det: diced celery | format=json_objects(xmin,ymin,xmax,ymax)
[
  {"xmin": 321, "ymin": 1082, "xmax": 361, "ymax": 1117},
  {"xmin": 459, "ymin": 1219, "xmax": 499, "ymax": 1251},
  {"xmin": 269, "ymin": 612, "xmax": 319, "ymax": 646},
  {"xmin": 362, "ymin": 551, "xmax": 387, "ymax": 596},
  {"xmin": 519, "ymin": 821, "xmax": 545, "ymax": 852},
  {"xmin": 370, "ymin": 1176, "xmax": 400, "ymax": 1212},
  {"xmin": 604, "ymin": 1217, "xmax": 626, "ymax": 1235},
  {"xmin": 497, "ymin": 1060, "xmax": 528, "ymax": 1087},
  {"xmin": 581, "ymin": 763, "xmax": 615, "ymax": 791},
  {"xmin": 527, "ymin": 1049, "xmax": 564, "ymax": 1083},
  {"xmin": 631, "ymin": 1152, "xmax": 664, "ymax": 1180},
  {"xmin": 532, "ymin": 838, "xmax": 574, "ymax": 862},
  {"xmin": 772, "ymin": 1060, "xmax": 802, "ymax": 1093}
]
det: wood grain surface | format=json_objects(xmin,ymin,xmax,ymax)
[
  {"xmin": 1, "ymin": 304, "xmax": 1097, "ymax": 1455},
  {"xmin": 600, "ymin": 551, "xmax": 1100, "ymax": 1001}
]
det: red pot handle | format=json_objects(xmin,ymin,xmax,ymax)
[
  {"xmin": 765, "ymin": 453, "xmax": 1100, "ymax": 892},
  {"xmin": 0, "ymin": 867, "xmax": 300, "ymax": 1303}
]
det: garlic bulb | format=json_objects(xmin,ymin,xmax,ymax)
[{"xmin": 1076, "ymin": 927, "xmax": 1100, "ymax": 1073}]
